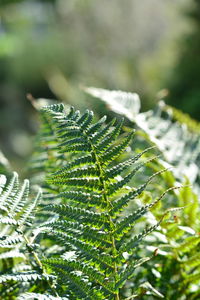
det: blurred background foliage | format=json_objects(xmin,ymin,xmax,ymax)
[
  {"xmin": 0, "ymin": 0, "xmax": 199, "ymax": 169},
  {"xmin": 166, "ymin": 0, "xmax": 200, "ymax": 120}
]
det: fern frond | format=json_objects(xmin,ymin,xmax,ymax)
[
  {"xmin": 50, "ymin": 219, "xmax": 111, "ymax": 247},
  {"xmin": 77, "ymin": 109, "xmax": 94, "ymax": 130},
  {"xmin": 53, "ymin": 154, "xmax": 95, "ymax": 178},
  {"xmin": 0, "ymin": 250, "xmax": 25, "ymax": 260},
  {"xmin": 116, "ymin": 257, "xmax": 151, "ymax": 289},
  {"xmin": 0, "ymin": 172, "xmax": 55, "ymax": 298},
  {"xmin": 0, "ymin": 171, "xmax": 19, "ymax": 208},
  {"xmin": 18, "ymin": 189, "xmax": 42, "ymax": 226},
  {"xmin": 95, "ymin": 118, "xmax": 124, "ymax": 153},
  {"xmin": 18, "ymin": 293, "xmax": 68, "ymax": 300},
  {"xmin": 118, "ymin": 222, "xmax": 162, "ymax": 253},
  {"xmin": 0, "ymin": 271, "xmax": 47, "ymax": 283},
  {"xmin": 0, "ymin": 234, "xmax": 23, "ymax": 247},
  {"xmin": 106, "ymin": 159, "xmax": 158, "ymax": 197},
  {"xmin": 0, "ymin": 173, "xmax": 41, "ymax": 231},
  {"xmin": 9, "ymin": 179, "xmax": 30, "ymax": 216},
  {"xmin": 45, "ymin": 229, "xmax": 113, "ymax": 268},
  {"xmin": 44, "ymin": 258, "xmax": 114, "ymax": 294},
  {"xmin": 90, "ymin": 118, "xmax": 116, "ymax": 144},
  {"xmin": 45, "ymin": 204, "xmax": 109, "ymax": 228},
  {"xmin": 86, "ymin": 115, "xmax": 107, "ymax": 135},
  {"xmin": 44, "ymin": 258, "xmax": 107, "ymax": 299},
  {"xmin": 86, "ymin": 87, "xmax": 200, "ymax": 186},
  {"xmin": 58, "ymin": 190, "xmax": 104, "ymax": 209},
  {"xmin": 42, "ymin": 103, "xmax": 64, "ymax": 114},
  {"xmin": 51, "ymin": 165, "xmax": 100, "ymax": 180},
  {"xmin": 0, "ymin": 216, "xmax": 18, "ymax": 225},
  {"xmin": 111, "ymin": 168, "xmax": 167, "ymax": 216},
  {"xmin": 104, "ymin": 146, "xmax": 155, "ymax": 180},
  {"xmin": 33, "ymin": 104, "xmax": 173, "ymax": 298},
  {"xmin": 100, "ymin": 132, "xmax": 134, "ymax": 165}
]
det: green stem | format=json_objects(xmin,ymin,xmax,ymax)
[
  {"xmin": 81, "ymin": 126, "xmax": 121, "ymax": 299},
  {"xmin": 91, "ymin": 146, "xmax": 120, "ymax": 300},
  {"xmin": 16, "ymin": 228, "xmax": 59, "ymax": 297}
]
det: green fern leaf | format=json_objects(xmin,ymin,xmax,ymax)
[
  {"xmin": 58, "ymin": 190, "xmax": 104, "ymax": 208},
  {"xmin": 90, "ymin": 118, "xmax": 116, "ymax": 144},
  {"xmin": 116, "ymin": 257, "xmax": 151, "ymax": 289},
  {"xmin": 100, "ymin": 132, "xmax": 134, "ymax": 165},
  {"xmin": 44, "ymin": 204, "xmax": 109, "ymax": 228},
  {"xmin": 53, "ymin": 154, "xmax": 95, "ymax": 176},
  {"xmin": 118, "ymin": 223, "xmax": 162, "ymax": 253},
  {"xmin": 0, "ymin": 272, "xmax": 45, "ymax": 283},
  {"xmin": 0, "ymin": 234, "xmax": 23, "ymax": 247},
  {"xmin": 33, "ymin": 104, "xmax": 172, "ymax": 298},
  {"xmin": 86, "ymin": 115, "xmax": 107, "ymax": 135},
  {"xmin": 44, "ymin": 258, "xmax": 114, "ymax": 293},
  {"xmin": 104, "ymin": 146, "xmax": 155, "ymax": 179},
  {"xmin": 44, "ymin": 258, "xmax": 107, "ymax": 299},
  {"xmin": 111, "ymin": 169, "xmax": 167, "ymax": 215},
  {"xmin": 18, "ymin": 293, "xmax": 69, "ymax": 300},
  {"xmin": 50, "ymin": 219, "xmax": 111, "ymax": 247},
  {"xmin": 95, "ymin": 118, "xmax": 124, "ymax": 153}
]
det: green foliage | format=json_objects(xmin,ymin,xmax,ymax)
[
  {"xmin": 84, "ymin": 87, "xmax": 200, "ymax": 299},
  {"xmin": 0, "ymin": 0, "xmax": 187, "ymax": 169},
  {"xmin": 166, "ymin": 0, "xmax": 200, "ymax": 120},
  {"xmin": 140, "ymin": 182, "xmax": 200, "ymax": 300},
  {"xmin": 85, "ymin": 87, "xmax": 200, "ymax": 192},
  {"xmin": 1, "ymin": 103, "xmax": 173, "ymax": 299},
  {"xmin": 0, "ymin": 172, "xmax": 54, "ymax": 299},
  {"xmin": 37, "ymin": 104, "xmax": 167, "ymax": 299},
  {"xmin": 1, "ymin": 101, "xmax": 199, "ymax": 299}
]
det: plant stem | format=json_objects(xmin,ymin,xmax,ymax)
[
  {"xmin": 82, "ymin": 127, "xmax": 121, "ymax": 299},
  {"xmin": 91, "ymin": 147, "xmax": 120, "ymax": 299},
  {"xmin": 16, "ymin": 228, "xmax": 59, "ymax": 297}
]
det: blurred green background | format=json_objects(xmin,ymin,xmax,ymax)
[{"xmin": 0, "ymin": 0, "xmax": 199, "ymax": 168}]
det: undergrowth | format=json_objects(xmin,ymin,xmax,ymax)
[{"xmin": 0, "ymin": 102, "xmax": 199, "ymax": 299}]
